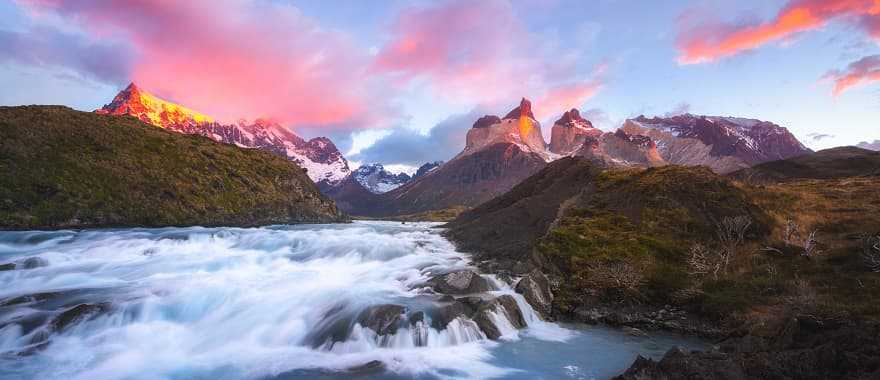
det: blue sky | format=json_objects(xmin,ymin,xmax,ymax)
[{"xmin": 1, "ymin": 0, "xmax": 878, "ymax": 172}]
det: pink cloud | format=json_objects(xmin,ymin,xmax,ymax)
[
  {"xmin": 373, "ymin": 0, "xmax": 605, "ymax": 113},
  {"xmin": 823, "ymin": 54, "xmax": 880, "ymax": 95},
  {"xmin": 677, "ymin": 0, "xmax": 880, "ymax": 64},
  {"xmin": 17, "ymin": 0, "xmax": 384, "ymax": 129}
]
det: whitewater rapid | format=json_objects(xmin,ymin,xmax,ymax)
[{"xmin": 0, "ymin": 221, "xmax": 703, "ymax": 380}]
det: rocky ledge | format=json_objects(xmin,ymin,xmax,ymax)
[{"xmin": 616, "ymin": 315, "xmax": 880, "ymax": 380}]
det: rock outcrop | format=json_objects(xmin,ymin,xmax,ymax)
[{"xmin": 549, "ymin": 109, "xmax": 603, "ymax": 155}]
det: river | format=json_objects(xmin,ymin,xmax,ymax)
[{"xmin": 0, "ymin": 221, "xmax": 704, "ymax": 379}]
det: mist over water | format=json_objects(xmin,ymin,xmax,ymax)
[{"xmin": 0, "ymin": 222, "xmax": 704, "ymax": 379}]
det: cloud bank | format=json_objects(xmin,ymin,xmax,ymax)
[
  {"xmin": 823, "ymin": 54, "xmax": 880, "ymax": 95},
  {"xmin": 677, "ymin": 0, "xmax": 880, "ymax": 64}
]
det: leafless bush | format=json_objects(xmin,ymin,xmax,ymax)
[
  {"xmin": 801, "ymin": 230, "xmax": 821, "ymax": 257},
  {"xmin": 862, "ymin": 234, "xmax": 880, "ymax": 272},
  {"xmin": 687, "ymin": 216, "xmax": 753, "ymax": 279},
  {"xmin": 783, "ymin": 218, "xmax": 801, "ymax": 245},
  {"xmin": 587, "ymin": 262, "xmax": 643, "ymax": 293},
  {"xmin": 716, "ymin": 215, "xmax": 752, "ymax": 267},
  {"xmin": 687, "ymin": 243, "xmax": 722, "ymax": 279}
]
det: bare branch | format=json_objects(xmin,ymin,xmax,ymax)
[{"xmin": 802, "ymin": 230, "xmax": 821, "ymax": 257}]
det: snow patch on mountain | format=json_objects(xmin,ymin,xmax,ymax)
[
  {"xmin": 97, "ymin": 83, "xmax": 350, "ymax": 186},
  {"xmin": 353, "ymin": 163, "xmax": 412, "ymax": 194}
]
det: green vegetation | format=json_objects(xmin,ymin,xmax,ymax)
[
  {"xmin": 0, "ymin": 106, "xmax": 346, "ymax": 229},
  {"xmin": 538, "ymin": 164, "xmax": 880, "ymax": 329}
]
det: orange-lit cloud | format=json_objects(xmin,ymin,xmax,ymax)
[
  {"xmin": 17, "ymin": 0, "xmax": 385, "ymax": 129},
  {"xmin": 677, "ymin": 0, "xmax": 880, "ymax": 64},
  {"xmin": 374, "ymin": 0, "xmax": 605, "ymax": 112},
  {"xmin": 823, "ymin": 54, "xmax": 880, "ymax": 95}
]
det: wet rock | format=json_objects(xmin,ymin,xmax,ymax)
[
  {"xmin": 0, "ymin": 291, "xmax": 62, "ymax": 307},
  {"xmin": 614, "ymin": 347, "xmax": 748, "ymax": 380},
  {"xmin": 20, "ymin": 257, "xmax": 48, "ymax": 269},
  {"xmin": 0, "ymin": 263, "xmax": 14, "ymax": 271},
  {"xmin": 472, "ymin": 295, "xmax": 526, "ymax": 340},
  {"xmin": 428, "ymin": 270, "xmax": 495, "ymax": 295},
  {"xmin": 622, "ymin": 327, "xmax": 647, "ymax": 337},
  {"xmin": 515, "ymin": 270, "xmax": 553, "ymax": 319},
  {"xmin": 304, "ymin": 303, "xmax": 356, "ymax": 348},
  {"xmin": 346, "ymin": 360, "xmax": 385, "ymax": 374},
  {"xmin": 495, "ymin": 295, "xmax": 526, "ymax": 329},
  {"xmin": 355, "ymin": 304, "xmax": 406, "ymax": 336},
  {"xmin": 408, "ymin": 311, "xmax": 425, "ymax": 324},
  {"xmin": 50, "ymin": 303, "xmax": 112, "ymax": 332},
  {"xmin": 430, "ymin": 301, "xmax": 475, "ymax": 329},
  {"xmin": 616, "ymin": 317, "xmax": 880, "ymax": 380}
]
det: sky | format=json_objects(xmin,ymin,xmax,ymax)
[{"xmin": 1, "ymin": 0, "xmax": 879, "ymax": 173}]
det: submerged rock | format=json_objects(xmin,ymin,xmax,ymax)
[
  {"xmin": 50, "ymin": 303, "xmax": 112, "ymax": 332},
  {"xmin": 515, "ymin": 270, "xmax": 553, "ymax": 319},
  {"xmin": 346, "ymin": 360, "xmax": 385, "ymax": 374},
  {"xmin": 428, "ymin": 270, "xmax": 495, "ymax": 295},
  {"xmin": 21, "ymin": 257, "xmax": 48, "ymax": 269}
]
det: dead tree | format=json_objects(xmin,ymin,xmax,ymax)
[{"xmin": 716, "ymin": 215, "xmax": 752, "ymax": 269}]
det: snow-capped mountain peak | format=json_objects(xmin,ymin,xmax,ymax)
[
  {"xmin": 353, "ymin": 163, "xmax": 412, "ymax": 194},
  {"xmin": 96, "ymin": 83, "xmax": 350, "ymax": 187}
]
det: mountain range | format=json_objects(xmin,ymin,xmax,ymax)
[
  {"xmin": 96, "ymin": 83, "xmax": 351, "ymax": 188},
  {"xmin": 326, "ymin": 98, "xmax": 811, "ymax": 217},
  {"xmin": 91, "ymin": 84, "xmax": 813, "ymax": 219}
]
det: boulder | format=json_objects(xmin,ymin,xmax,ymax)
[
  {"xmin": 430, "ymin": 300, "xmax": 475, "ymax": 330},
  {"xmin": 355, "ymin": 304, "xmax": 407, "ymax": 336},
  {"xmin": 472, "ymin": 295, "xmax": 526, "ymax": 340},
  {"xmin": 514, "ymin": 270, "xmax": 554, "ymax": 319},
  {"xmin": 428, "ymin": 270, "xmax": 495, "ymax": 295}
]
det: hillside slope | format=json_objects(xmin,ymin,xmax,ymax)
[
  {"xmin": 730, "ymin": 146, "xmax": 880, "ymax": 183},
  {"xmin": 446, "ymin": 153, "xmax": 880, "ymax": 379},
  {"xmin": 0, "ymin": 106, "xmax": 347, "ymax": 229}
]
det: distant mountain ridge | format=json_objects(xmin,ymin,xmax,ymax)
[
  {"xmin": 326, "ymin": 98, "xmax": 812, "ymax": 217},
  {"xmin": 623, "ymin": 114, "xmax": 810, "ymax": 173},
  {"xmin": 858, "ymin": 140, "xmax": 880, "ymax": 151},
  {"xmin": 352, "ymin": 163, "xmax": 411, "ymax": 194},
  {"xmin": 97, "ymin": 83, "xmax": 351, "ymax": 187}
]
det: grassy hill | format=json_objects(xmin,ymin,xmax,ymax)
[
  {"xmin": 447, "ymin": 155, "xmax": 880, "ymax": 325},
  {"xmin": 730, "ymin": 146, "xmax": 880, "ymax": 183},
  {"xmin": 0, "ymin": 106, "xmax": 347, "ymax": 229}
]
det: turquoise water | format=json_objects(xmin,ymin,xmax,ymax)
[{"xmin": 0, "ymin": 222, "xmax": 704, "ymax": 379}]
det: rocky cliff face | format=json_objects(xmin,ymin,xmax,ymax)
[
  {"xmin": 623, "ymin": 114, "xmax": 810, "ymax": 173},
  {"xmin": 97, "ymin": 83, "xmax": 351, "ymax": 187},
  {"xmin": 549, "ymin": 109, "xmax": 603, "ymax": 155},
  {"xmin": 463, "ymin": 98, "xmax": 548, "ymax": 159},
  {"xmin": 0, "ymin": 106, "xmax": 347, "ymax": 229},
  {"xmin": 574, "ymin": 130, "xmax": 666, "ymax": 168}
]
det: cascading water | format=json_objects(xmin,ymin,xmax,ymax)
[{"xmin": 0, "ymin": 221, "xmax": 704, "ymax": 380}]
